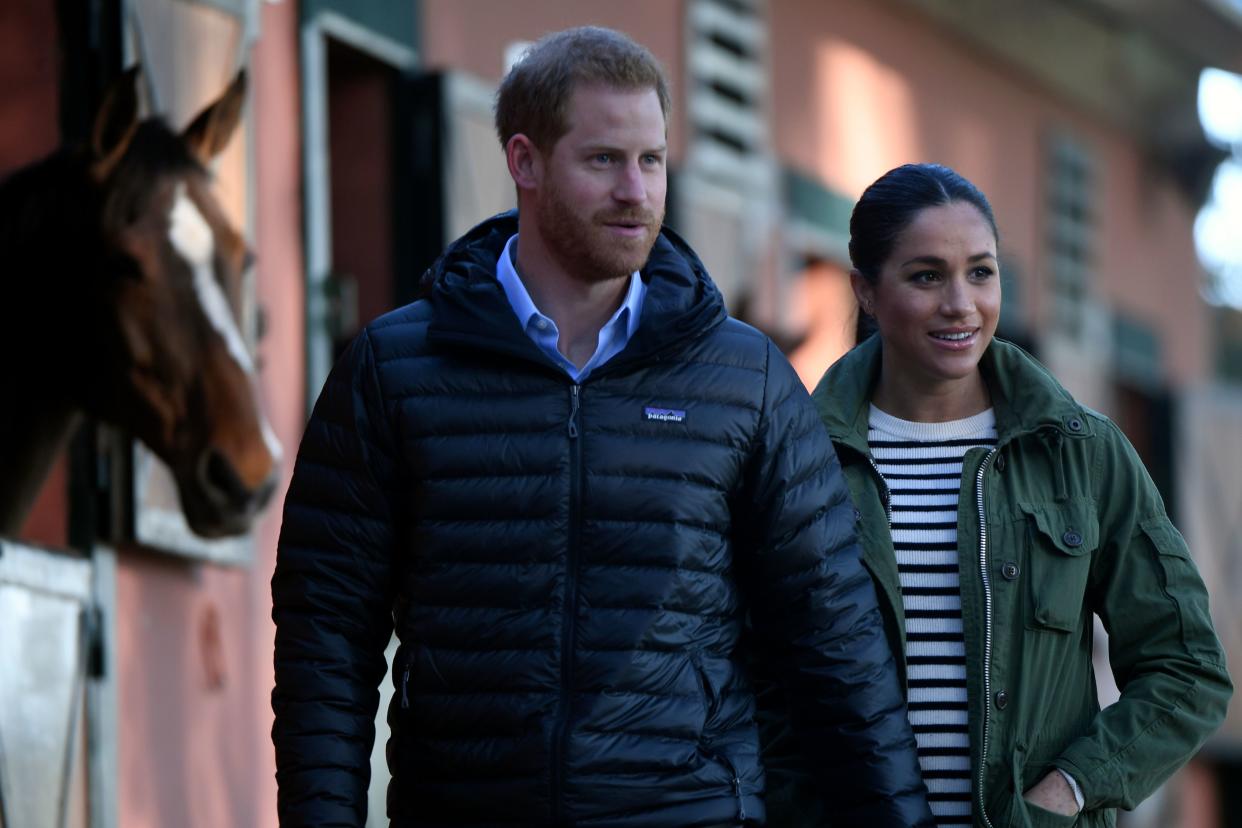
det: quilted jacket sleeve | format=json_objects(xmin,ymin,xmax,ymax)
[
  {"xmin": 271, "ymin": 328, "xmax": 399, "ymax": 827},
  {"xmin": 743, "ymin": 340, "xmax": 934, "ymax": 827}
]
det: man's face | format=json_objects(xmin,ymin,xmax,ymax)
[{"xmin": 534, "ymin": 84, "xmax": 667, "ymax": 283}]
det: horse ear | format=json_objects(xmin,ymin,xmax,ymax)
[
  {"xmin": 90, "ymin": 65, "xmax": 142, "ymax": 182},
  {"xmin": 182, "ymin": 69, "xmax": 247, "ymax": 164}
]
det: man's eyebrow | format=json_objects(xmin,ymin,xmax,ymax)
[{"xmin": 580, "ymin": 144, "xmax": 668, "ymax": 154}]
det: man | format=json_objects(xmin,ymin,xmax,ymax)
[{"xmin": 272, "ymin": 26, "xmax": 933, "ymax": 828}]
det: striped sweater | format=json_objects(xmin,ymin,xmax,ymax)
[{"xmin": 868, "ymin": 404, "xmax": 997, "ymax": 828}]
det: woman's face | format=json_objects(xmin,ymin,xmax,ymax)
[{"xmin": 854, "ymin": 200, "xmax": 1000, "ymax": 402}]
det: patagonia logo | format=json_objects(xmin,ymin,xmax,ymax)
[{"xmin": 644, "ymin": 406, "xmax": 686, "ymax": 423}]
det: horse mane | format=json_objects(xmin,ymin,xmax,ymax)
[
  {"xmin": 0, "ymin": 117, "xmax": 207, "ymax": 379},
  {"xmin": 0, "ymin": 150, "xmax": 90, "ymax": 260},
  {"xmin": 0, "ymin": 118, "xmax": 205, "ymax": 269}
]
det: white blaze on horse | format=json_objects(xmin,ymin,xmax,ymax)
[{"xmin": 0, "ymin": 67, "xmax": 280, "ymax": 539}]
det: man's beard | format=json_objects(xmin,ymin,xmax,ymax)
[{"xmin": 536, "ymin": 179, "xmax": 663, "ymax": 285}]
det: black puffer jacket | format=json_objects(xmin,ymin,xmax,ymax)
[{"xmin": 272, "ymin": 213, "xmax": 933, "ymax": 828}]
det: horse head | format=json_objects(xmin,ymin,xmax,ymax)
[{"xmin": 1, "ymin": 67, "xmax": 280, "ymax": 539}]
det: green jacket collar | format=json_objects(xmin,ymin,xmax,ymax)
[{"xmin": 811, "ymin": 335, "xmax": 1092, "ymax": 455}]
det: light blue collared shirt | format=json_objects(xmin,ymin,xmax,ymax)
[{"xmin": 495, "ymin": 234, "xmax": 646, "ymax": 382}]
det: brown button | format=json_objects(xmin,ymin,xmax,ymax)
[
  {"xmin": 1001, "ymin": 561, "xmax": 1020, "ymax": 581},
  {"xmin": 995, "ymin": 690, "xmax": 1009, "ymax": 710}
]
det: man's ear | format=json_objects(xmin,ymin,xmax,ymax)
[
  {"xmin": 505, "ymin": 134, "xmax": 542, "ymax": 192},
  {"xmin": 850, "ymin": 268, "xmax": 875, "ymax": 316}
]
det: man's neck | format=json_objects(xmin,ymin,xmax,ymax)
[{"xmin": 512, "ymin": 234, "xmax": 631, "ymax": 370}]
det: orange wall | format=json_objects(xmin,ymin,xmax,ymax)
[
  {"xmin": 420, "ymin": 0, "xmax": 687, "ymax": 163},
  {"xmin": 99, "ymin": 4, "xmax": 1216, "ymax": 824},
  {"xmin": 769, "ymin": 0, "xmax": 1209, "ymax": 384},
  {"xmin": 113, "ymin": 0, "xmax": 303, "ymax": 825},
  {"xmin": 1, "ymin": 0, "xmax": 69, "ymax": 548}
]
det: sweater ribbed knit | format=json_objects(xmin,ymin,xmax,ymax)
[{"xmin": 868, "ymin": 404, "xmax": 997, "ymax": 827}]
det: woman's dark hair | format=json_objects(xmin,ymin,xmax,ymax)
[{"xmin": 849, "ymin": 163, "xmax": 998, "ymax": 284}]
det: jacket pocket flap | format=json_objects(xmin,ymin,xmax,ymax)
[{"xmin": 1019, "ymin": 501, "xmax": 1099, "ymax": 556}]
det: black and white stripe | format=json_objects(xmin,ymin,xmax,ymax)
[{"xmin": 868, "ymin": 405, "xmax": 997, "ymax": 828}]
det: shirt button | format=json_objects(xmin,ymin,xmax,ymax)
[
  {"xmin": 995, "ymin": 454, "xmax": 1006, "ymax": 472},
  {"xmin": 535, "ymin": 319, "xmax": 549, "ymax": 331},
  {"xmin": 1001, "ymin": 561, "xmax": 1020, "ymax": 581},
  {"xmin": 994, "ymin": 690, "xmax": 1009, "ymax": 710},
  {"xmin": 1063, "ymin": 529, "xmax": 1083, "ymax": 548}
]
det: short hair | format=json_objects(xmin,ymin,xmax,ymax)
[
  {"xmin": 849, "ymin": 163, "xmax": 999, "ymax": 283},
  {"xmin": 495, "ymin": 26, "xmax": 672, "ymax": 152}
]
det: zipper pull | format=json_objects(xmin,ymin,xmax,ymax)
[
  {"xmin": 401, "ymin": 662, "xmax": 411, "ymax": 709},
  {"xmin": 733, "ymin": 775, "xmax": 746, "ymax": 821},
  {"xmin": 568, "ymin": 385, "xmax": 580, "ymax": 439}
]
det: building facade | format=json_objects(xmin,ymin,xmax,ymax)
[{"xmin": 1, "ymin": 1, "xmax": 1238, "ymax": 826}]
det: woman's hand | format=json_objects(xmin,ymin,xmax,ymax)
[{"xmin": 1023, "ymin": 771, "xmax": 1080, "ymax": 816}]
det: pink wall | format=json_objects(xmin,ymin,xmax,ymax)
[
  {"xmin": 770, "ymin": 0, "xmax": 1209, "ymax": 384},
  {"xmin": 98, "ymin": 3, "xmax": 1216, "ymax": 824},
  {"xmin": 113, "ymin": 0, "xmax": 303, "ymax": 825},
  {"xmin": 1, "ymin": 0, "xmax": 69, "ymax": 549},
  {"xmin": 420, "ymin": 0, "xmax": 687, "ymax": 163}
]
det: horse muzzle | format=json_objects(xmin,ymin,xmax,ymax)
[{"xmin": 181, "ymin": 446, "xmax": 278, "ymax": 538}]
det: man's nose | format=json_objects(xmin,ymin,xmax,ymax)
[{"xmin": 613, "ymin": 160, "xmax": 646, "ymax": 204}]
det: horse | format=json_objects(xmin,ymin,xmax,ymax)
[{"xmin": 0, "ymin": 67, "xmax": 279, "ymax": 540}]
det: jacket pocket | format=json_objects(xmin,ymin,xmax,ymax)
[
  {"xmin": 1021, "ymin": 502, "xmax": 1098, "ymax": 632},
  {"xmin": 1011, "ymin": 744, "xmax": 1081, "ymax": 828},
  {"xmin": 1021, "ymin": 800, "xmax": 1080, "ymax": 828},
  {"xmin": 1141, "ymin": 516, "xmax": 1218, "ymax": 660},
  {"xmin": 689, "ymin": 650, "xmax": 721, "ymax": 737}
]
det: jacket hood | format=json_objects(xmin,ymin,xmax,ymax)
[
  {"xmin": 425, "ymin": 210, "xmax": 728, "ymax": 369},
  {"xmin": 811, "ymin": 334, "xmax": 1093, "ymax": 454}
]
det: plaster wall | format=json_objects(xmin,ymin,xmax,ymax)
[
  {"xmin": 770, "ymin": 0, "xmax": 1209, "ymax": 386},
  {"xmin": 1, "ymin": 0, "xmax": 68, "ymax": 548},
  {"xmin": 419, "ymin": 0, "xmax": 687, "ymax": 165},
  {"xmin": 112, "ymin": 1, "xmax": 304, "ymax": 825}
]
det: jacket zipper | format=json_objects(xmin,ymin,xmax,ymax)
[
  {"xmin": 866, "ymin": 455, "xmax": 893, "ymax": 525},
  {"xmin": 976, "ymin": 448, "xmax": 998, "ymax": 828},
  {"xmin": 721, "ymin": 752, "xmax": 747, "ymax": 822},
  {"xmin": 693, "ymin": 654, "xmax": 747, "ymax": 821},
  {"xmin": 551, "ymin": 383, "xmax": 583, "ymax": 823}
]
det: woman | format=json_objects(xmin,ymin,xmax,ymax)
[{"xmin": 808, "ymin": 164, "xmax": 1231, "ymax": 827}]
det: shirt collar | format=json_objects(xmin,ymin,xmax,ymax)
[
  {"xmin": 495, "ymin": 234, "xmax": 645, "ymax": 339},
  {"xmin": 496, "ymin": 235, "xmax": 545, "ymax": 331}
]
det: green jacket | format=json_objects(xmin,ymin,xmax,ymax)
[{"xmin": 807, "ymin": 336, "xmax": 1231, "ymax": 828}]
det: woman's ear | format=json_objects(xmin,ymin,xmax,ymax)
[{"xmin": 850, "ymin": 269, "xmax": 874, "ymax": 317}]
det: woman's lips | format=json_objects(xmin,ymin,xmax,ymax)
[{"xmin": 928, "ymin": 328, "xmax": 979, "ymax": 350}]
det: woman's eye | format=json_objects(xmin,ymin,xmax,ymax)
[
  {"xmin": 912, "ymin": 271, "xmax": 939, "ymax": 283},
  {"xmin": 972, "ymin": 266, "xmax": 995, "ymax": 280}
]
